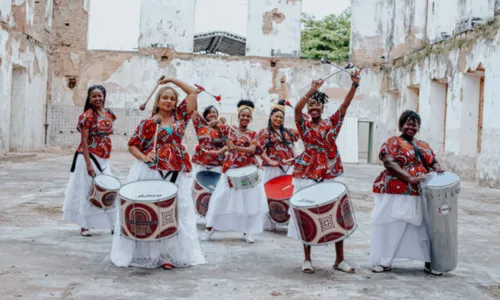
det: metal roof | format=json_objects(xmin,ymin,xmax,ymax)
[{"xmin": 194, "ymin": 31, "xmax": 246, "ymax": 56}]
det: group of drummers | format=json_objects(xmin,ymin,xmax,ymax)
[{"xmin": 62, "ymin": 69, "xmax": 451, "ymax": 276}]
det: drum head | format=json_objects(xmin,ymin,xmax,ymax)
[
  {"xmin": 290, "ymin": 182, "xmax": 346, "ymax": 208},
  {"xmin": 265, "ymin": 175, "xmax": 294, "ymax": 200},
  {"xmin": 95, "ymin": 174, "xmax": 121, "ymax": 190},
  {"xmin": 422, "ymin": 172, "xmax": 460, "ymax": 187},
  {"xmin": 119, "ymin": 180, "xmax": 177, "ymax": 202},
  {"xmin": 196, "ymin": 171, "xmax": 222, "ymax": 192},
  {"xmin": 226, "ymin": 165, "xmax": 257, "ymax": 177}
]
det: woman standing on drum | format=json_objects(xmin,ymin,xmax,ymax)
[
  {"xmin": 258, "ymin": 99, "xmax": 299, "ymax": 231},
  {"xmin": 201, "ymin": 100, "xmax": 268, "ymax": 243},
  {"xmin": 110, "ymin": 77, "xmax": 205, "ymax": 270},
  {"xmin": 62, "ymin": 85, "xmax": 117, "ymax": 237},
  {"xmin": 289, "ymin": 70, "xmax": 361, "ymax": 274},
  {"xmin": 371, "ymin": 110, "xmax": 444, "ymax": 275}
]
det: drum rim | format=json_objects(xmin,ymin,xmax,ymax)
[
  {"xmin": 421, "ymin": 172, "xmax": 460, "ymax": 188},
  {"xmin": 93, "ymin": 174, "xmax": 121, "ymax": 191},
  {"xmin": 289, "ymin": 181, "xmax": 348, "ymax": 209},
  {"xmin": 118, "ymin": 179, "xmax": 177, "ymax": 202},
  {"xmin": 226, "ymin": 164, "xmax": 258, "ymax": 177}
]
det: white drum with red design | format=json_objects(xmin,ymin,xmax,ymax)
[
  {"xmin": 119, "ymin": 180, "xmax": 178, "ymax": 241},
  {"xmin": 290, "ymin": 182, "xmax": 357, "ymax": 246},
  {"xmin": 88, "ymin": 174, "xmax": 121, "ymax": 210}
]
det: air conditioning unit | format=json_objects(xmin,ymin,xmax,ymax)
[{"xmin": 456, "ymin": 17, "xmax": 485, "ymax": 34}]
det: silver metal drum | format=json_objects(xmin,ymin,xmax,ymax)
[{"xmin": 421, "ymin": 172, "xmax": 460, "ymax": 272}]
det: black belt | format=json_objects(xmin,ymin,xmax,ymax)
[
  {"xmin": 159, "ymin": 170, "xmax": 179, "ymax": 184},
  {"xmin": 70, "ymin": 151, "xmax": 103, "ymax": 173}
]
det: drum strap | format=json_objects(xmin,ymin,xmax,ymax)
[
  {"xmin": 401, "ymin": 135, "xmax": 430, "ymax": 171},
  {"xmin": 159, "ymin": 170, "xmax": 179, "ymax": 183},
  {"xmin": 70, "ymin": 151, "xmax": 104, "ymax": 173}
]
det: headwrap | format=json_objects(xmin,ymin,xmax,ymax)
[
  {"xmin": 237, "ymin": 105, "xmax": 254, "ymax": 114},
  {"xmin": 271, "ymin": 104, "xmax": 285, "ymax": 113}
]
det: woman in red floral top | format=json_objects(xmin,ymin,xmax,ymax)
[
  {"xmin": 201, "ymin": 100, "xmax": 268, "ymax": 243},
  {"xmin": 111, "ymin": 77, "xmax": 205, "ymax": 270},
  {"xmin": 288, "ymin": 70, "xmax": 361, "ymax": 275},
  {"xmin": 258, "ymin": 99, "xmax": 299, "ymax": 232},
  {"xmin": 62, "ymin": 85, "xmax": 117, "ymax": 236},
  {"xmin": 370, "ymin": 110, "xmax": 444, "ymax": 276}
]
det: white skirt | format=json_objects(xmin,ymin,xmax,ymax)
[
  {"xmin": 205, "ymin": 169, "xmax": 268, "ymax": 234},
  {"xmin": 261, "ymin": 166, "xmax": 294, "ymax": 231},
  {"xmin": 110, "ymin": 159, "xmax": 206, "ymax": 268},
  {"xmin": 369, "ymin": 193, "xmax": 431, "ymax": 267},
  {"xmin": 287, "ymin": 177, "xmax": 336, "ymax": 240},
  {"xmin": 191, "ymin": 164, "xmax": 222, "ymax": 225},
  {"xmin": 62, "ymin": 155, "xmax": 116, "ymax": 229}
]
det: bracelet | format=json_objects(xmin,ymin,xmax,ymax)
[{"xmin": 352, "ymin": 83, "xmax": 359, "ymax": 88}]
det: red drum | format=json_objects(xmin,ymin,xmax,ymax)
[
  {"xmin": 192, "ymin": 170, "xmax": 222, "ymax": 217},
  {"xmin": 264, "ymin": 175, "xmax": 294, "ymax": 224},
  {"xmin": 290, "ymin": 182, "xmax": 357, "ymax": 245},
  {"xmin": 88, "ymin": 174, "xmax": 121, "ymax": 210},
  {"xmin": 119, "ymin": 180, "xmax": 178, "ymax": 241}
]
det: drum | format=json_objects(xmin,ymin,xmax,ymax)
[
  {"xmin": 226, "ymin": 165, "xmax": 260, "ymax": 189},
  {"xmin": 88, "ymin": 174, "xmax": 121, "ymax": 210},
  {"xmin": 264, "ymin": 175, "xmax": 294, "ymax": 224},
  {"xmin": 192, "ymin": 170, "xmax": 222, "ymax": 217},
  {"xmin": 421, "ymin": 172, "xmax": 460, "ymax": 272},
  {"xmin": 290, "ymin": 182, "xmax": 357, "ymax": 246},
  {"xmin": 119, "ymin": 180, "xmax": 178, "ymax": 241}
]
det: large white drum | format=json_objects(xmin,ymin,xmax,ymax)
[
  {"xmin": 421, "ymin": 172, "xmax": 460, "ymax": 272},
  {"xmin": 88, "ymin": 174, "xmax": 121, "ymax": 210},
  {"xmin": 290, "ymin": 182, "xmax": 357, "ymax": 246},
  {"xmin": 119, "ymin": 180, "xmax": 178, "ymax": 241},
  {"xmin": 226, "ymin": 165, "xmax": 260, "ymax": 189}
]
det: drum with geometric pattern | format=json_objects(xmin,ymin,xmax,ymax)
[
  {"xmin": 192, "ymin": 170, "xmax": 222, "ymax": 217},
  {"xmin": 264, "ymin": 175, "xmax": 294, "ymax": 224},
  {"xmin": 119, "ymin": 180, "xmax": 178, "ymax": 241},
  {"xmin": 88, "ymin": 174, "xmax": 121, "ymax": 210},
  {"xmin": 290, "ymin": 182, "xmax": 357, "ymax": 246}
]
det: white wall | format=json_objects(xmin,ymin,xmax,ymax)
[{"xmin": 246, "ymin": 0, "xmax": 302, "ymax": 57}]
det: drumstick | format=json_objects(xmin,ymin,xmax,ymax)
[
  {"xmin": 282, "ymin": 185, "xmax": 293, "ymax": 191},
  {"xmin": 152, "ymin": 119, "xmax": 160, "ymax": 165},
  {"xmin": 139, "ymin": 75, "xmax": 166, "ymax": 111}
]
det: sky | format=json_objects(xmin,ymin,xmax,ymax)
[{"xmin": 87, "ymin": 0, "xmax": 351, "ymax": 51}]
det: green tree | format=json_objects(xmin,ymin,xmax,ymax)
[{"xmin": 300, "ymin": 8, "xmax": 351, "ymax": 61}]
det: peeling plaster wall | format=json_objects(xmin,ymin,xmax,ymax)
[
  {"xmin": 246, "ymin": 0, "xmax": 302, "ymax": 58},
  {"xmin": 138, "ymin": 0, "xmax": 195, "ymax": 52},
  {"xmin": 0, "ymin": 0, "xmax": 50, "ymax": 152}
]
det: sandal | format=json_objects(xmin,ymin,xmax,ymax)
[
  {"xmin": 302, "ymin": 260, "xmax": 314, "ymax": 274},
  {"xmin": 372, "ymin": 265, "xmax": 392, "ymax": 273},
  {"xmin": 424, "ymin": 263, "xmax": 443, "ymax": 276},
  {"xmin": 80, "ymin": 228, "xmax": 91, "ymax": 237},
  {"xmin": 162, "ymin": 262, "xmax": 174, "ymax": 270},
  {"xmin": 333, "ymin": 260, "xmax": 355, "ymax": 274}
]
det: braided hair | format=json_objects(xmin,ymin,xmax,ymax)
[
  {"xmin": 83, "ymin": 85, "xmax": 106, "ymax": 112},
  {"xmin": 268, "ymin": 99, "xmax": 295, "ymax": 147},
  {"xmin": 309, "ymin": 90, "xmax": 329, "ymax": 105}
]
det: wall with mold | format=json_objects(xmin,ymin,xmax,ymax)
[
  {"xmin": 351, "ymin": 0, "xmax": 500, "ymax": 187},
  {"xmin": 0, "ymin": 0, "xmax": 51, "ymax": 152},
  {"xmin": 246, "ymin": 0, "xmax": 302, "ymax": 58}
]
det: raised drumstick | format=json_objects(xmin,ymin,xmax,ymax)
[{"xmin": 139, "ymin": 75, "xmax": 165, "ymax": 111}]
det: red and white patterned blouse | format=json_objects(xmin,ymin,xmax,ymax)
[
  {"xmin": 292, "ymin": 108, "xmax": 345, "ymax": 180},
  {"xmin": 128, "ymin": 99, "xmax": 192, "ymax": 172},
  {"xmin": 373, "ymin": 136, "xmax": 435, "ymax": 196},
  {"xmin": 219, "ymin": 124, "xmax": 263, "ymax": 173},
  {"xmin": 257, "ymin": 127, "xmax": 299, "ymax": 166},
  {"xmin": 191, "ymin": 114, "xmax": 225, "ymax": 167},
  {"xmin": 77, "ymin": 108, "xmax": 116, "ymax": 159}
]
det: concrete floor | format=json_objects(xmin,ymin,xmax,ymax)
[{"xmin": 0, "ymin": 152, "xmax": 499, "ymax": 300}]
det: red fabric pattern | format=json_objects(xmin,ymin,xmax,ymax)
[
  {"xmin": 257, "ymin": 127, "xmax": 299, "ymax": 166},
  {"xmin": 76, "ymin": 108, "xmax": 116, "ymax": 159},
  {"xmin": 219, "ymin": 124, "xmax": 262, "ymax": 173},
  {"xmin": 191, "ymin": 114, "xmax": 225, "ymax": 167}
]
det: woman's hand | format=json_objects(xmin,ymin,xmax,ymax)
[
  {"xmin": 351, "ymin": 69, "xmax": 361, "ymax": 85},
  {"xmin": 158, "ymin": 77, "xmax": 172, "ymax": 85},
  {"xmin": 227, "ymin": 140, "xmax": 236, "ymax": 150},
  {"xmin": 143, "ymin": 151, "xmax": 156, "ymax": 163},
  {"xmin": 311, "ymin": 79, "xmax": 324, "ymax": 91},
  {"xmin": 268, "ymin": 160, "xmax": 279, "ymax": 167},
  {"xmin": 407, "ymin": 175, "xmax": 425, "ymax": 184},
  {"xmin": 86, "ymin": 164, "xmax": 96, "ymax": 177}
]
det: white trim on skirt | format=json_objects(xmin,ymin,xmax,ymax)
[
  {"xmin": 110, "ymin": 159, "xmax": 206, "ymax": 268},
  {"xmin": 369, "ymin": 193, "xmax": 430, "ymax": 267},
  {"xmin": 205, "ymin": 168, "xmax": 268, "ymax": 234},
  {"xmin": 62, "ymin": 154, "xmax": 116, "ymax": 229}
]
